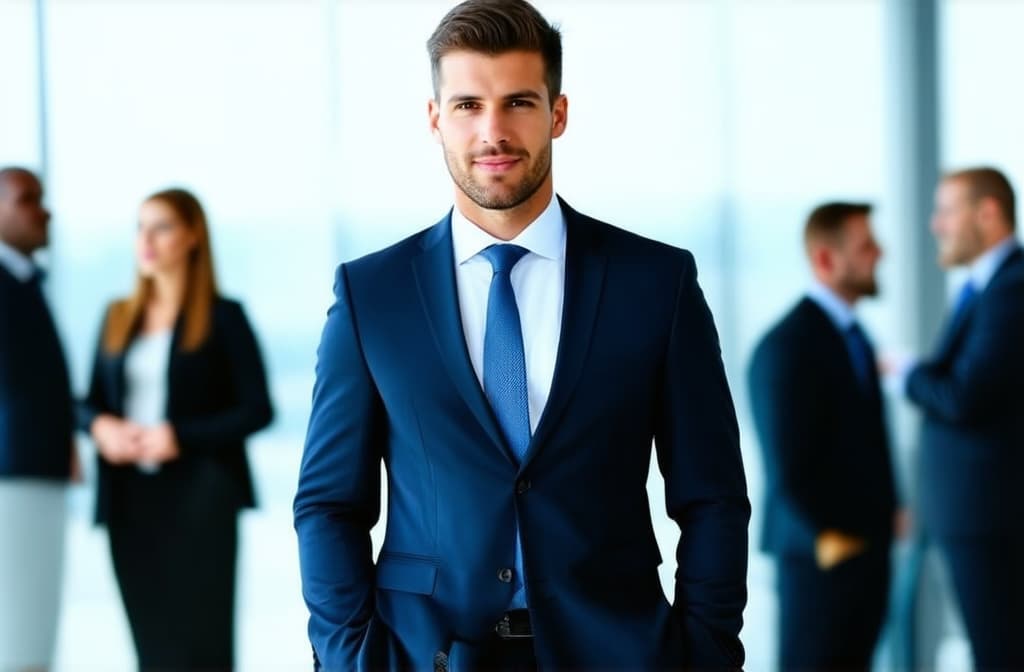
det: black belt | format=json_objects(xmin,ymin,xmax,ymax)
[{"xmin": 494, "ymin": 609, "xmax": 533, "ymax": 639}]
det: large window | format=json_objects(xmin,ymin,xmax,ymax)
[{"xmin": 0, "ymin": 1, "xmax": 41, "ymax": 167}]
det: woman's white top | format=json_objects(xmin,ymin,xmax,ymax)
[{"xmin": 124, "ymin": 329, "xmax": 172, "ymax": 474}]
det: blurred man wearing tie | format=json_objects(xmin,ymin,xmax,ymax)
[
  {"xmin": 749, "ymin": 202, "xmax": 898, "ymax": 670},
  {"xmin": 0, "ymin": 167, "xmax": 76, "ymax": 671},
  {"xmin": 899, "ymin": 167, "xmax": 1024, "ymax": 669}
]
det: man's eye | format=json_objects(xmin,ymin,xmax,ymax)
[
  {"xmin": 454, "ymin": 102, "xmax": 479, "ymax": 111},
  {"xmin": 509, "ymin": 99, "xmax": 534, "ymax": 108}
]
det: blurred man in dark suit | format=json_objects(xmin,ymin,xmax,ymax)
[
  {"xmin": 0, "ymin": 166, "xmax": 76, "ymax": 670},
  {"xmin": 900, "ymin": 167, "xmax": 1024, "ymax": 669},
  {"xmin": 749, "ymin": 202, "xmax": 898, "ymax": 670}
]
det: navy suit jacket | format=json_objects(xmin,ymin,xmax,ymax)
[
  {"xmin": 294, "ymin": 199, "xmax": 750, "ymax": 671},
  {"xmin": 0, "ymin": 265, "xmax": 74, "ymax": 479},
  {"xmin": 78, "ymin": 297, "xmax": 273, "ymax": 524},
  {"xmin": 909, "ymin": 246, "xmax": 1024, "ymax": 538},
  {"xmin": 748, "ymin": 298, "xmax": 897, "ymax": 557}
]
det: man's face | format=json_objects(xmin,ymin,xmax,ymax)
[
  {"xmin": 832, "ymin": 214, "xmax": 882, "ymax": 299},
  {"xmin": 428, "ymin": 49, "xmax": 567, "ymax": 212},
  {"xmin": 931, "ymin": 178, "xmax": 984, "ymax": 268},
  {"xmin": 0, "ymin": 171, "xmax": 50, "ymax": 255}
]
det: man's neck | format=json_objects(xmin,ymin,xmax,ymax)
[
  {"xmin": 454, "ymin": 182, "xmax": 554, "ymax": 241},
  {"xmin": 971, "ymin": 231, "xmax": 1015, "ymax": 264}
]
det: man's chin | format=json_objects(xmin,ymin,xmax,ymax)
[{"xmin": 464, "ymin": 186, "xmax": 534, "ymax": 211}]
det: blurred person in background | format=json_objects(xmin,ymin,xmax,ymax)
[
  {"xmin": 294, "ymin": 0, "xmax": 748, "ymax": 670},
  {"xmin": 78, "ymin": 187, "xmax": 273, "ymax": 670},
  {"xmin": 749, "ymin": 202, "xmax": 899, "ymax": 670},
  {"xmin": 0, "ymin": 166, "xmax": 77, "ymax": 672},
  {"xmin": 892, "ymin": 167, "xmax": 1024, "ymax": 669}
]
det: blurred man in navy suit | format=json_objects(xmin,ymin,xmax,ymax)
[
  {"xmin": 294, "ymin": 1, "xmax": 749, "ymax": 670},
  {"xmin": 0, "ymin": 166, "xmax": 76, "ymax": 670},
  {"xmin": 899, "ymin": 167, "xmax": 1024, "ymax": 669},
  {"xmin": 749, "ymin": 202, "xmax": 898, "ymax": 670}
]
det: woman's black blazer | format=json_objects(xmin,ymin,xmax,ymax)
[{"xmin": 78, "ymin": 297, "xmax": 274, "ymax": 524}]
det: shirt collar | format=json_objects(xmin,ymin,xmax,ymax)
[
  {"xmin": 451, "ymin": 192, "xmax": 565, "ymax": 266},
  {"xmin": 967, "ymin": 236, "xmax": 1019, "ymax": 292},
  {"xmin": 806, "ymin": 280, "xmax": 858, "ymax": 331},
  {"xmin": 0, "ymin": 239, "xmax": 37, "ymax": 282}
]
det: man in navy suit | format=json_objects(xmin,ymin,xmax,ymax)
[
  {"xmin": 293, "ymin": 1, "xmax": 749, "ymax": 669},
  {"xmin": 899, "ymin": 167, "xmax": 1024, "ymax": 669},
  {"xmin": 748, "ymin": 202, "xmax": 898, "ymax": 670},
  {"xmin": 0, "ymin": 167, "xmax": 77, "ymax": 669}
]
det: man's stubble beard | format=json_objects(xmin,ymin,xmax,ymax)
[{"xmin": 443, "ymin": 141, "xmax": 552, "ymax": 211}]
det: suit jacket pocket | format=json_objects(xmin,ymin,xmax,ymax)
[{"xmin": 376, "ymin": 552, "xmax": 439, "ymax": 595}]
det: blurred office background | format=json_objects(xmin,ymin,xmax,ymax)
[{"xmin": 1, "ymin": 0, "xmax": 1022, "ymax": 669}]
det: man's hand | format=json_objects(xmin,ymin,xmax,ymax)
[
  {"xmin": 815, "ymin": 529, "xmax": 867, "ymax": 570},
  {"xmin": 69, "ymin": 440, "xmax": 83, "ymax": 483},
  {"xmin": 894, "ymin": 508, "xmax": 913, "ymax": 540}
]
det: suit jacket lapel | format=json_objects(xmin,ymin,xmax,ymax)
[
  {"xmin": 412, "ymin": 213, "xmax": 512, "ymax": 462},
  {"xmin": 164, "ymin": 316, "xmax": 185, "ymax": 419},
  {"xmin": 934, "ymin": 248, "xmax": 1022, "ymax": 360},
  {"xmin": 521, "ymin": 199, "xmax": 607, "ymax": 471}
]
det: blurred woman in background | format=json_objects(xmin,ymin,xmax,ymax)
[{"xmin": 79, "ymin": 187, "xmax": 273, "ymax": 669}]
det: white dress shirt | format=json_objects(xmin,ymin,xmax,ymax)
[
  {"xmin": 451, "ymin": 194, "xmax": 566, "ymax": 433},
  {"xmin": 0, "ymin": 239, "xmax": 36, "ymax": 282},
  {"xmin": 124, "ymin": 329, "xmax": 173, "ymax": 474}
]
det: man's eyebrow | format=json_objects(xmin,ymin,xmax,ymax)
[
  {"xmin": 503, "ymin": 90, "xmax": 543, "ymax": 101},
  {"xmin": 447, "ymin": 94, "xmax": 481, "ymax": 105},
  {"xmin": 446, "ymin": 91, "xmax": 544, "ymax": 105}
]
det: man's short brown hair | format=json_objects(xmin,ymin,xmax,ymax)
[
  {"xmin": 803, "ymin": 202, "xmax": 872, "ymax": 250},
  {"xmin": 944, "ymin": 166, "xmax": 1016, "ymax": 231},
  {"xmin": 427, "ymin": 0, "xmax": 562, "ymax": 105}
]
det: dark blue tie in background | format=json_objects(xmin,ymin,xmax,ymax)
[
  {"xmin": 481, "ymin": 243, "xmax": 531, "ymax": 607},
  {"xmin": 844, "ymin": 321, "xmax": 875, "ymax": 390},
  {"xmin": 952, "ymin": 280, "xmax": 978, "ymax": 320}
]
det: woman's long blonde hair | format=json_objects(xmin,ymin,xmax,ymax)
[{"xmin": 103, "ymin": 188, "xmax": 219, "ymax": 354}]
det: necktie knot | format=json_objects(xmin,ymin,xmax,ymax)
[
  {"xmin": 25, "ymin": 267, "xmax": 46, "ymax": 291},
  {"xmin": 481, "ymin": 244, "xmax": 529, "ymax": 275},
  {"xmin": 847, "ymin": 321, "xmax": 869, "ymax": 345}
]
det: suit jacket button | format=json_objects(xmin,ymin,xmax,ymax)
[
  {"xmin": 516, "ymin": 479, "xmax": 531, "ymax": 494},
  {"xmin": 498, "ymin": 567, "xmax": 513, "ymax": 583}
]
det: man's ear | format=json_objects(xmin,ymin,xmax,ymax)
[
  {"xmin": 551, "ymin": 94, "xmax": 568, "ymax": 139},
  {"xmin": 811, "ymin": 244, "xmax": 835, "ymax": 276},
  {"xmin": 428, "ymin": 98, "xmax": 443, "ymax": 145},
  {"xmin": 977, "ymin": 195, "xmax": 1007, "ymax": 232}
]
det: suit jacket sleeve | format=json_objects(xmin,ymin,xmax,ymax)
[
  {"xmin": 908, "ymin": 281, "xmax": 1024, "ymax": 423},
  {"xmin": 171, "ymin": 301, "xmax": 274, "ymax": 451},
  {"xmin": 747, "ymin": 328, "xmax": 827, "ymax": 553},
  {"xmin": 76, "ymin": 306, "xmax": 113, "ymax": 434},
  {"xmin": 654, "ymin": 252, "xmax": 749, "ymax": 669},
  {"xmin": 0, "ymin": 289, "xmax": 10, "ymax": 407},
  {"xmin": 294, "ymin": 265, "xmax": 392, "ymax": 671}
]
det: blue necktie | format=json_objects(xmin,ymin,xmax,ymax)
[
  {"xmin": 844, "ymin": 322, "xmax": 875, "ymax": 389},
  {"xmin": 952, "ymin": 280, "xmax": 978, "ymax": 320},
  {"xmin": 481, "ymin": 243, "xmax": 530, "ymax": 608}
]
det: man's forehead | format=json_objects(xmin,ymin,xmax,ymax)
[{"xmin": 438, "ymin": 50, "xmax": 546, "ymax": 84}]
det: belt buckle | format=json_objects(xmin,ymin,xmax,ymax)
[{"xmin": 494, "ymin": 612, "xmax": 532, "ymax": 639}]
